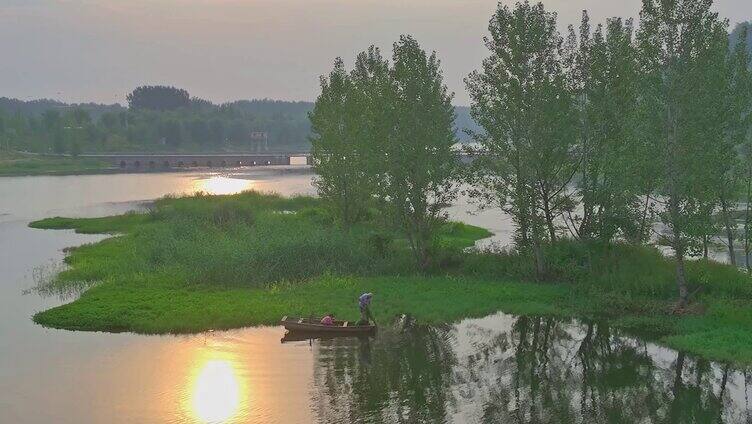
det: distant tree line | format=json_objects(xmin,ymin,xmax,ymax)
[
  {"xmin": 312, "ymin": 3, "xmax": 752, "ymax": 310},
  {"xmin": 0, "ymin": 88, "xmax": 314, "ymax": 154},
  {"xmin": 0, "ymin": 86, "xmax": 479, "ymax": 155}
]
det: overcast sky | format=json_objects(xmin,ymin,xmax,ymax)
[{"xmin": 1, "ymin": 0, "xmax": 750, "ymax": 106}]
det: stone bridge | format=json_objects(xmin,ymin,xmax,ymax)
[
  {"xmin": 78, "ymin": 151, "xmax": 477, "ymax": 170},
  {"xmin": 79, "ymin": 153, "xmax": 312, "ymax": 169}
]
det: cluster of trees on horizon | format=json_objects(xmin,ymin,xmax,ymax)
[
  {"xmin": 311, "ymin": 1, "xmax": 752, "ymax": 309},
  {"xmin": 0, "ymin": 89, "xmax": 479, "ymax": 155},
  {"xmin": 0, "ymin": 91, "xmax": 314, "ymax": 154}
]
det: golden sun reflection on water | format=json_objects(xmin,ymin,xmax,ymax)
[
  {"xmin": 169, "ymin": 329, "xmax": 315, "ymax": 424},
  {"xmin": 182, "ymin": 347, "xmax": 249, "ymax": 424},
  {"xmin": 193, "ymin": 176, "xmax": 256, "ymax": 195},
  {"xmin": 191, "ymin": 359, "xmax": 243, "ymax": 423}
]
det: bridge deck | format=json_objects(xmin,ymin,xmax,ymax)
[{"xmin": 78, "ymin": 153, "xmax": 312, "ymax": 169}]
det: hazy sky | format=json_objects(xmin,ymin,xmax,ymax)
[{"xmin": 1, "ymin": 0, "xmax": 750, "ymax": 106}]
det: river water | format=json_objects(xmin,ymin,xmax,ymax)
[{"xmin": 0, "ymin": 167, "xmax": 749, "ymax": 423}]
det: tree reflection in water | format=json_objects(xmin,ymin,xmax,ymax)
[
  {"xmin": 311, "ymin": 321, "xmax": 457, "ymax": 423},
  {"xmin": 309, "ymin": 313, "xmax": 751, "ymax": 424}
]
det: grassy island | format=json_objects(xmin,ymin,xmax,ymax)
[
  {"xmin": 0, "ymin": 151, "xmax": 111, "ymax": 176},
  {"xmin": 30, "ymin": 191, "xmax": 752, "ymax": 366}
]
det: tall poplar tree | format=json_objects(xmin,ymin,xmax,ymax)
[
  {"xmin": 729, "ymin": 26, "xmax": 752, "ymax": 270},
  {"xmin": 636, "ymin": 0, "xmax": 730, "ymax": 308},
  {"xmin": 310, "ymin": 58, "xmax": 372, "ymax": 225},
  {"xmin": 466, "ymin": 1, "xmax": 576, "ymax": 278},
  {"xmin": 349, "ymin": 46, "xmax": 396, "ymax": 192},
  {"xmin": 565, "ymin": 15, "xmax": 644, "ymax": 242},
  {"xmin": 375, "ymin": 35, "xmax": 459, "ymax": 269}
]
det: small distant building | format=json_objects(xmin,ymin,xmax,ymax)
[{"xmin": 250, "ymin": 131, "xmax": 268, "ymax": 152}]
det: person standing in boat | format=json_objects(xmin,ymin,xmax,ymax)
[{"xmin": 357, "ymin": 293, "xmax": 374, "ymax": 326}]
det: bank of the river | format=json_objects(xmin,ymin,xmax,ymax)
[
  {"xmin": 0, "ymin": 151, "xmax": 117, "ymax": 176},
  {"xmin": 29, "ymin": 191, "xmax": 752, "ymax": 366}
]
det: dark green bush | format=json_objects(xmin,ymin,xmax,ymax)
[
  {"xmin": 368, "ymin": 232, "xmax": 394, "ymax": 258},
  {"xmin": 459, "ymin": 238, "xmax": 752, "ymax": 304}
]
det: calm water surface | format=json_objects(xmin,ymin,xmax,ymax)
[{"xmin": 0, "ymin": 167, "xmax": 749, "ymax": 423}]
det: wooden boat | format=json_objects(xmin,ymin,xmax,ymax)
[
  {"xmin": 280, "ymin": 316, "xmax": 376, "ymax": 334},
  {"xmin": 280, "ymin": 331, "xmax": 371, "ymax": 343}
]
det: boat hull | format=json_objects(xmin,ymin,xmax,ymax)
[{"xmin": 280, "ymin": 316, "xmax": 376, "ymax": 334}]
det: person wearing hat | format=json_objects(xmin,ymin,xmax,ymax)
[{"xmin": 356, "ymin": 292, "xmax": 374, "ymax": 326}]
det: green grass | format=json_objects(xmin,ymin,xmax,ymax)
[
  {"xmin": 34, "ymin": 275, "xmax": 566, "ymax": 334},
  {"xmin": 30, "ymin": 212, "xmax": 151, "ymax": 234},
  {"xmin": 29, "ymin": 191, "xmax": 752, "ymax": 366},
  {"xmin": 0, "ymin": 151, "xmax": 111, "ymax": 176}
]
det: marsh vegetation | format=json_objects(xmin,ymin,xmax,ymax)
[{"xmin": 28, "ymin": 190, "xmax": 752, "ymax": 366}]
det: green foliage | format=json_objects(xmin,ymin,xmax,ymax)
[
  {"xmin": 463, "ymin": 239, "xmax": 752, "ymax": 302},
  {"xmin": 0, "ymin": 96, "xmax": 315, "ymax": 154},
  {"xmin": 464, "ymin": 0, "xmax": 750, "ymax": 309},
  {"xmin": 29, "ymin": 191, "xmax": 752, "ymax": 364},
  {"xmin": 32, "ymin": 274, "xmax": 566, "ymax": 335},
  {"xmin": 636, "ymin": 0, "xmax": 734, "ymax": 305},
  {"xmin": 30, "ymin": 212, "xmax": 151, "ymax": 234},
  {"xmin": 309, "ymin": 57, "xmax": 374, "ymax": 225},
  {"xmin": 0, "ymin": 94, "xmax": 479, "ymax": 156},
  {"xmin": 564, "ymin": 14, "xmax": 645, "ymax": 242},
  {"xmin": 466, "ymin": 0, "xmax": 577, "ymax": 277},
  {"xmin": 13, "ymin": 1, "xmax": 752, "ymax": 369},
  {"xmin": 379, "ymin": 35, "xmax": 459, "ymax": 269},
  {"xmin": 312, "ymin": 37, "xmax": 459, "ymax": 268},
  {"xmin": 126, "ymin": 85, "xmax": 190, "ymax": 111},
  {"xmin": 663, "ymin": 330, "xmax": 752, "ymax": 365},
  {"xmin": 30, "ymin": 191, "xmax": 486, "ymax": 291}
]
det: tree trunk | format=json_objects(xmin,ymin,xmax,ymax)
[
  {"xmin": 666, "ymin": 81, "xmax": 688, "ymax": 309},
  {"xmin": 669, "ymin": 183, "xmax": 690, "ymax": 309},
  {"xmin": 580, "ymin": 194, "xmax": 592, "ymax": 240},
  {"xmin": 517, "ymin": 200, "xmax": 531, "ymax": 248},
  {"xmin": 720, "ymin": 197, "xmax": 736, "ymax": 266},
  {"xmin": 519, "ymin": 217, "xmax": 530, "ymax": 247},
  {"xmin": 532, "ymin": 236, "xmax": 546, "ymax": 281},
  {"xmin": 579, "ymin": 178, "xmax": 592, "ymax": 240},
  {"xmin": 514, "ymin": 171, "xmax": 531, "ymax": 248},
  {"xmin": 746, "ymin": 169, "xmax": 751, "ymax": 273},
  {"xmin": 404, "ymin": 219, "xmax": 421, "ymax": 270},
  {"xmin": 674, "ymin": 248, "xmax": 690, "ymax": 309},
  {"xmin": 542, "ymin": 196, "xmax": 557, "ymax": 242},
  {"xmin": 639, "ymin": 193, "xmax": 651, "ymax": 243},
  {"xmin": 669, "ymin": 163, "xmax": 689, "ymax": 308},
  {"xmin": 412, "ymin": 220, "xmax": 431, "ymax": 271}
]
